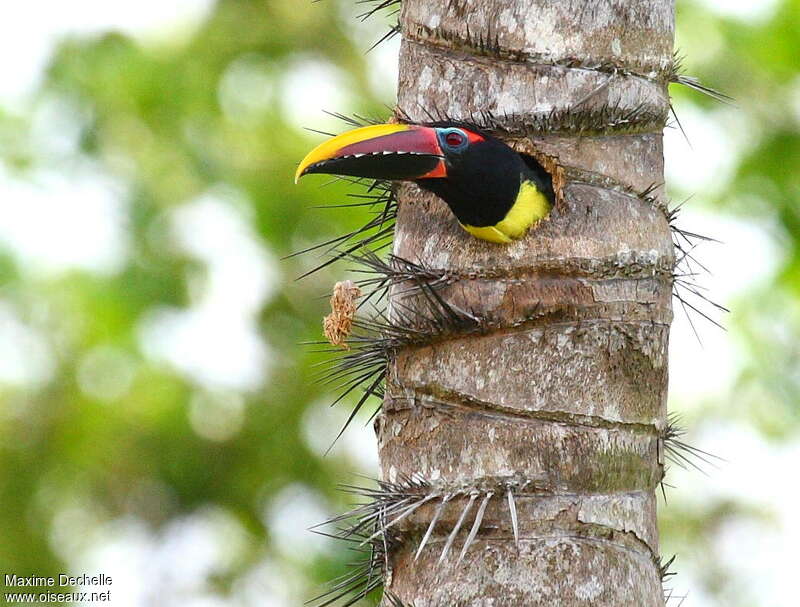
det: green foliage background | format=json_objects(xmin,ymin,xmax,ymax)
[{"xmin": 0, "ymin": 1, "xmax": 797, "ymax": 605}]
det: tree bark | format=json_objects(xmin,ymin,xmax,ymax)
[{"xmin": 377, "ymin": 1, "xmax": 674, "ymax": 605}]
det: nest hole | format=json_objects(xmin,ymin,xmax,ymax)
[{"xmin": 519, "ymin": 149, "xmax": 567, "ymax": 218}]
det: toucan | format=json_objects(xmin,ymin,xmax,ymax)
[{"xmin": 294, "ymin": 122, "xmax": 554, "ymax": 244}]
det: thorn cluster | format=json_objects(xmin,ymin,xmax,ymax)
[
  {"xmin": 347, "ymin": 249, "xmax": 450, "ymax": 306},
  {"xmin": 668, "ymin": 202, "xmax": 729, "ymax": 340},
  {"xmin": 410, "ymin": 21, "xmax": 505, "ymax": 58},
  {"xmin": 397, "ymin": 101, "xmax": 668, "ymax": 137},
  {"xmin": 311, "ymin": 263, "xmax": 484, "ymax": 447},
  {"xmin": 670, "ymin": 52, "xmax": 734, "ymax": 104},
  {"xmin": 367, "ymin": 24, "xmax": 401, "ymax": 53},
  {"xmin": 659, "ymin": 554, "xmax": 689, "ymax": 606},
  {"xmin": 352, "ymin": 0, "xmax": 401, "ymax": 52},
  {"xmin": 314, "ymin": 475, "xmax": 529, "ymax": 578},
  {"xmin": 308, "ymin": 475, "xmax": 424, "ymax": 607},
  {"xmin": 663, "ymin": 413, "xmax": 724, "ymax": 475},
  {"xmin": 287, "ymin": 179, "xmax": 397, "ymax": 280},
  {"xmin": 355, "ymin": 0, "xmax": 401, "ymax": 23},
  {"xmin": 307, "ymin": 524, "xmax": 398, "ymax": 607},
  {"xmin": 658, "ymin": 554, "xmax": 677, "ymax": 584}
]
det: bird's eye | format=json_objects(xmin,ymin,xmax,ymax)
[{"xmin": 445, "ymin": 131, "xmax": 466, "ymax": 147}]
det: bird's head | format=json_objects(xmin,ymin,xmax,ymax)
[{"xmin": 295, "ymin": 122, "xmax": 550, "ymax": 231}]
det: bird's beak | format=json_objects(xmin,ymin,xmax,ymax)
[{"xmin": 295, "ymin": 123, "xmax": 446, "ymax": 184}]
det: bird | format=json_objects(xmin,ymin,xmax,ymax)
[{"xmin": 295, "ymin": 122, "xmax": 554, "ymax": 244}]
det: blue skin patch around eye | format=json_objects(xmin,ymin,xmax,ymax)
[{"xmin": 437, "ymin": 128, "xmax": 469, "ymax": 152}]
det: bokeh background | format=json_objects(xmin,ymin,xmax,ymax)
[{"xmin": 0, "ymin": 0, "xmax": 797, "ymax": 605}]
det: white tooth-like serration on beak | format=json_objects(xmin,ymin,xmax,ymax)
[{"xmin": 329, "ymin": 151, "xmax": 436, "ymax": 162}]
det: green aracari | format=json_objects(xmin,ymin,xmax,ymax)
[{"xmin": 295, "ymin": 122, "xmax": 554, "ymax": 244}]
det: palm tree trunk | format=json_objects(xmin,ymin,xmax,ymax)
[{"xmin": 378, "ymin": 1, "xmax": 675, "ymax": 605}]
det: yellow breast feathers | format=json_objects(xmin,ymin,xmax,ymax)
[{"xmin": 461, "ymin": 180, "xmax": 552, "ymax": 244}]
